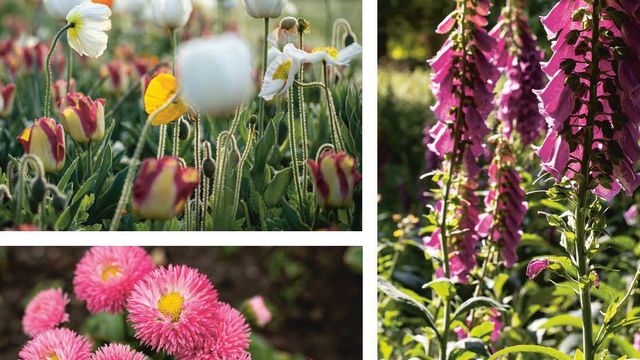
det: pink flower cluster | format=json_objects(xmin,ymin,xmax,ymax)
[
  {"xmin": 476, "ymin": 154, "xmax": 527, "ymax": 268},
  {"xmin": 427, "ymin": 0, "xmax": 498, "ymax": 176},
  {"xmin": 536, "ymin": 0, "xmax": 640, "ymax": 200},
  {"xmin": 19, "ymin": 247, "xmax": 252, "ymax": 360},
  {"xmin": 425, "ymin": 180, "xmax": 481, "ymax": 284},
  {"xmin": 490, "ymin": 9, "xmax": 546, "ymax": 144}
]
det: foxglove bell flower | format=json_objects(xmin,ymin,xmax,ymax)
[
  {"xmin": 17, "ymin": 118, "xmax": 66, "ymax": 173},
  {"xmin": 259, "ymin": 43, "xmax": 303, "ymax": 100},
  {"xmin": 177, "ymin": 35, "xmax": 254, "ymax": 115},
  {"xmin": 0, "ymin": 81, "xmax": 16, "ymax": 117},
  {"xmin": 424, "ymin": 180, "xmax": 481, "ymax": 284},
  {"xmin": 427, "ymin": 0, "xmax": 498, "ymax": 174},
  {"xmin": 625, "ymin": 204, "xmax": 639, "ymax": 226},
  {"xmin": 74, "ymin": 246, "xmax": 155, "ymax": 314},
  {"xmin": 59, "ymin": 92, "xmax": 106, "ymax": 143},
  {"xmin": 43, "ymin": 0, "xmax": 85, "ymax": 21},
  {"xmin": 490, "ymin": 9, "xmax": 545, "ymax": 144},
  {"xmin": 66, "ymin": 1, "xmax": 112, "ymax": 58},
  {"xmin": 132, "ymin": 156, "xmax": 199, "ymax": 220},
  {"xmin": 22, "ymin": 288, "xmax": 70, "ymax": 337},
  {"xmin": 526, "ymin": 258, "xmax": 549, "ymax": 279},
  {"xmin": 242, "ymin": 0, "xmax": 285, "ymax": 19},
  {"xmin": 18, "ymin": 328, "xmax": 92, "ymax": 360},
  {"xmin": 151, "ymin": 0, "xmax": 193, "ymax": 29},
  {"xmin": 536, "ymin": 0, "xmax": 640, "ymax": 200},
  {"xmin": 307, "ymin": 149, "xmax": 361, "ymax": 209},
  {"xmin": 475, "ymin": 152, "xmax": 527, "ymax": 267}
]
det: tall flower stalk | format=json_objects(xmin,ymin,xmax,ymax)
[
  {"xmin": 530, "ymin": 0, "xmax": 640, "ymax": 358},
  {"xmin": 424, "ymin": 0, "xmax": 497, "ymax": 358}
]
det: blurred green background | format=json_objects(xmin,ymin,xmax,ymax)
[{"xmin": 377, "ymin": 0, "xmax": 556, "ymax": 215}]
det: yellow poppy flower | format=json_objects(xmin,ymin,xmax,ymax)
[{"xmin": 144, "ymin": 73, "xmax": 188, "ymax": 126}]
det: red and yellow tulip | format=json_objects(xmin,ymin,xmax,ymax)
[
  {"xmin": 17, "ymin": 117, "xmax": 66, "ymax": 173},
  {"xmin": 307, "ymin": 150, "xmax": 361, "ymax": 208},
  {"xmin": 0, "ymin": 81, "xmax": 16, "ymax": 117},
  {"xmin": 59, "ymin": 92, "xmax": 106, "ymax": 143},
  {"xmin": 132, "ymin": 156, "xmax": 199, "ymax": 220}
]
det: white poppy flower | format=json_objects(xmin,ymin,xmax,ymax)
[
  {"xmin": 151, "ymin": 0, "xmax": 193, "ymax": 30},
  {"xmin": 302, "ymin": 43, "xmax": 363, "ymax": 66},
  {"xmin": 66, "ymin": 1, "xmax": 112, "ymax": 58},
  {"xmin": 259, "ymin": 44, "xmax": 304, "ymax": 101},
  {"xmin": 242, "ymin": 0, "xmax": 285, "ymax": 19},
  {"xmin": 177, "ymin": 34, "xmax": 254, "ymax": 115},
  {"xmin": 43, "ymin": 0, "xmax": 86, "ymax": 21}
]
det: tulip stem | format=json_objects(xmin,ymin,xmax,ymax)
[
  {"xmin": 44, "ymin": 23, "xmax": 73, "ymax": 118},
  {"xmin": 258, "ymin": 17, "xmax": 269, "ymax": 134},
  {"xmin": 87, "ymin": 141, "xmax": 93, "ymax": 175},
  {"xmin": 110, "ymin": 93, "xmax": 180, "ymax": 231}
]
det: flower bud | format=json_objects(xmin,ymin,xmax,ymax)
[
  {"xmin": 59, "ymin": 92, "xmax": 106, "ymax": 143},
  {"xmin": 307, "ymin": 150, "xmax": 361, "ymax": 208},
  {"xmin": 17, "ymin": 118, "xmax": 66, "ymax": 173},
  {"xmin": 202, "ymin": 158, "xmax": 216, "ymax": 178},
  {"xmin": 151, "ymin": 0, "xmax": 193, "ymax": 30},
  {"xmin": 242, "ymin": 0, "xmax": 284, "ymax": 19},
  {"xmin": 132, "ymin": 156, "xmax": 199, "ymax": 220},
  {"xmin": 52, "ymin": 192, "xmax": 68, "ymax": 211},
  {"xmin": 179, "ymin": 118, "xmax": 191, "ymax": 140},
  {"xmin": 30, "ymin": 176, "xmax": 47, "ymax": 204},
  {"xmin": 526, "ymin": 258, "xmax": 549, "ymax": 280},
  {"xmin": 0, "ymin": 82, "xmax": 16, "ymax": 117},
  {"xmin": 244, "ymin": 295, "xmax": 272, "ymax": 327}
]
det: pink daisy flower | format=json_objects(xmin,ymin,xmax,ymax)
[
  {"xmin": 126, "ymin": 264, "xmax": 220, "ymax": 355},
  {"xmin": 91, "ymin": 343, "xmax": 147, "ymax": 360},
  {"xmin": 18, "ymin": 328, "xmax": 92, "ymax": 360},
  {"xmin": 177, "ymin": 303, "xmax": 252, "ymax": 360},
  {"xmin": 22, "ymin": 288, "xmax": 70, "ymax": 337},
  {"xmin": 74, "ymin": 246, "xmax": 155, "ymax": 314},
  {"xmin": 246, "ymin": 295, "xmax": 271, "ymax": 327}
]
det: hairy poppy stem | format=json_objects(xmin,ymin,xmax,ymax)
[{"xmin": 44, "ymin": 23, "xmax": 73, "ymax": 118}]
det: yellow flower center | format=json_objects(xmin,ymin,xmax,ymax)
[
  {"xmin": 101, "ymin": 264, "xmax": 122, "ymax": 281},
  {"xmin": 274, "ymin": 60, "xmax": 292, "ymax": 81},
  {"xmin": 67, "ymin": 16, "xmax": 84, "ymax": 44},
  {"xmin": 157, "ymin": 291, "xmax": 184, "ymax": 322},
  {"xmin": 48, "ymin": 353, "xmax": 60, "ymax": 360},
  {"xmin": 312, "ymin": 47, "xmax": 339, "ymax": 59}
]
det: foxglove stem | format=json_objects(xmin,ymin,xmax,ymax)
[
  {"xmin": 14, "ymin": 155, "xmax": 45, "ymax": 225},
  {"xmin": 575, "ymin": 2, "xmax": 602, "ymax": 359},
  {"xmin": 44, "ymin": 23, "xmax": 73, "ymax": 118},
  {"xmin": 258, "ymin": 17, "xmax": 269, "ymax": 133},
  {"xmin": 110, "ymin": 92, "xmax": 180, "ymax": 231},
  {"xmin": 287, "ymin": 86, "xmax": 305, "ymax": 213}
]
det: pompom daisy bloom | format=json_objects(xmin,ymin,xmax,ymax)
[
  {"xmin": 259, "ymin": 44, "xmax": 304, "ymax": 101},
  {"xmin": 144, "ymin": 73, "xmax": 189, "ymax": 126},
  {"xmin": 177, "ymin": 35, "xmax": 254, "ymax": 115},
  {"xmin": 22, "ymin": 288, "xmax": 70, "ymax": 337},
  {"xmin": 66, "ymin": 1, "xmax": 112, "ymax": 58},
  {"xmin": 18, "ymin": 328, "xmax": 92, "ymax": 360},
  {"xmin": 246, "ymin": 295, "xmax": 271, "ymax": 327},
  {"xmin": 302, "ymin": 43, "xmax": 362, "ymax": 66},
  {"xmin": 43, "ymin": 0, "xmax": 85, "ymax": 21},
  {"xmin": 176, "ymin": 303, "xmax": 251, "ymax": 360},
  {"xmin": 91, "ymin": 343, "xmax": 147, "ymax": 360},
  {"xmin": 74, "ymin": 246, "xmax": 155, "ymax": 314},
  {"xmin": 126, "ymin": 264, "xmax": 221, "ymax": 355}
]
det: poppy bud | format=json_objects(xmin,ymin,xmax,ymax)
[
  {"xmin": 30, "ymin": 176, "xmax": 47, "ymax": 204},
  {"xmin": 132, "ymin": 156, "xmax": 199, "ymax": 220},
  {"xmin": 52, "ymin": 192, "xmax": 68, "ymax": 211},
  {"xmin": 307, "ymin": 150, "xmax": 361, "ymax": 208},
  {"xmin": 179, "ymin": 118, "xmax": 191, "ymax": 140},
  {"xmin": 17, "ymin": 118, "xmax": 66, "ymax": 173},
  {"xmin": 59, "ymin": 92, "xmax": 106, "ymax": 143},
  {"xmin": 202, "ymin": 158, "xmax": 216, "ymax": 178}
]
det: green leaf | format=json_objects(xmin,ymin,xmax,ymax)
[
  {"xmin": 378, "ymin": 277, "xmax": 438, "ymax": 332},
  {"xmin": 574, "ymin": 349, "xmax": 583, "ymax": 360},
  {"xmin": 422, "ymin": 278, "xmax": 455, "ymax": 300},
  {"xmin": 263, "ymin": 167, "xmax": 292, "ymax": 207},
  {"xmin": 452, "ymin": 296, "xmax": 509, "ymax": 321},
  {"xmin": 54, "ymin": 173, "xmax": 98, "ymax": 230},
  {"xmin": 489, "ymin": 345, "xmax": 572, "ymax": 360},
  {"xmin": 252, "ymin": 121, "xmax": 276, "ymax": 190},
  {"xmin": 82, "ymin": 312, "xmax": 125, "ymax": 342},
  {"xmin": 57, "ymin": 157, "xmax": 79, "ymax": 191},
  {"xmin": 535, "ymin": 314, "xmax": 582, "ymax": 330}
]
